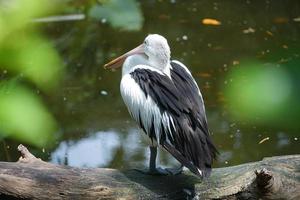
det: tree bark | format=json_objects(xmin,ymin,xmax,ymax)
[{"xmin": 0, "ymin": 144, "xmax": 299, "ymax": 200}]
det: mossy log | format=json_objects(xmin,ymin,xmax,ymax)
[{"xmin": 0, "ymin": 145, "xmax": 299, "ymax": 200}]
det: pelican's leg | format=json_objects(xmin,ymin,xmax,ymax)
[
  {"xmin": 150, "ymin": 146, "xmax": 184, "ymax": 175},
  {"xmin": 149, "ymin": 146, "xmax": 157, "ymax": 171},
  {"xmin": 148, "ymin": 146, "xmax": 169, "ymax": 175},
  {"xmin": 134, "ymin": 146, "xmax": 168, "ymax": 175},
  {"xmin": 135, "ymin": 146, "xmax": 183, "ymax": 176}
]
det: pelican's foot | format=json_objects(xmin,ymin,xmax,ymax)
[{"xmin": 134, "ymin": 167, "xmax": 170, "ymax": 176}]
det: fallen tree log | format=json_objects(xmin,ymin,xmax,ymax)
[{"xmin": 0, "ymin": 145, "xmax": 299, "ymax": 200}]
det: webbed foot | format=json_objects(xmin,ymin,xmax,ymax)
[
  {"xmin": 165, "ymin": 166, "xmax": 183, "ymax": 175},
  {"xmin": 134, "ymin": 167, "xmax": 170, "ymax": 176}
]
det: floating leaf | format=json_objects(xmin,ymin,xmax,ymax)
[
  {"xmin": 273, "ymin": 17, "xmax": 289, "ymax": 24},
  {"xmin": 89, "ymin": 0, "xmax": 143, "ymax": 31},
  {"xmin": 202, "ymin": 18, "xmax": 221, "ymax": 26}
]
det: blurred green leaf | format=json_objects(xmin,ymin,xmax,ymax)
[
  {"xmin": 0, "ymin": 0, "xmax": 58, "ymax": 41},
  {"xmin": 0, "ymin": 34, "xmax": 63, "ymax": 91},
  {"xmin": 0, "ymin": 0, "xmax": 63, "ymax": 147},
  {"xmin": 224, "ymin": 62, "xmax": 296, "ymax": 127},
  {"xmin": 89, "ymin": 0, "xmax": 143, "ymax": 31},
  {"xmin": 0, "ymin": 82, "xmax": 57, "ymax": 147}
]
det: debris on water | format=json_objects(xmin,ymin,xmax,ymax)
[
  {"xmin": 266, "ymin": 30, "xmax": 273, "ymax": 36},
  {"xmin": 225, "ymin": 161, "xmax": 228, "ymax": 164},
  {"xmin": 101, "ymin": 18, "xmax": 107, "ymax": 24},
  {"xmin": 213, "ymin": 3, "xmax": 219, "ymax": 11},
  {"xmin": 243, "ymin": 27, "xmax": 255, "ymax": 34},
  {"xmin": 295, "ymin": 137, "xmax": 298, "ymax": 141},
  {"xmin": 259, "ymin": 137, "xmax": 270, "ymax": 144},
  {"xmin": 273, "ymin": 17, "xmax": 289, "ymax": 24},
  {"xmin": 223, "ymin": 64, "xmax": 228, "ymax": 71},
  {"xmin": 63, "ymin": 97, "xmax": 67, "ymax": 101},
  {"xmin": 158, "ymin": 14, "xmax": 170, "ymax": 20},
  {"xmin": 233, "ymin": 60, "xmax": 240, "ymax": 65},
  {"xmin": 197, "ymin": 72, "xmax": 211, "ymax": 78},
  {"xmin": 282, "ymin": 44, "xmax": 288, "ymax": 49},
  {"xmin": 100, "ymin": 90, "xmax": 108, "ymax": 96},
  {"xmin": 202, "ymin": 18, "xmax": 221, "ymax": 25},
  {"xmin": 293, "ymin": 17, "xmax": 300, "ymax": 22},
  {"xmin": 32, "ymin": 14, "xmax": 85, "ymax": 23},
  {"xmin": 170, "ymin": 0, "xmax": 176, "ymax": 4},
  {"xmin": 204, "ymin": 81, "xmax": 210, "ymax": 89},
  {"xmin": 182, "ymin": 35, "xmax": 188, "ymax": 40}
]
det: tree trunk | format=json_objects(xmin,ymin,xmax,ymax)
[{"xmin": 0, "ymin": 145, "xmax": 299, "ymax": 200}]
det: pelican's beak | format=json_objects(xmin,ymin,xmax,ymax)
[{"xmin": 104, "ymin": 44, "xmax": 144, "ymax": 69}]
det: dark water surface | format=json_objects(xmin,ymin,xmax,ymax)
[{"xmin": 1, "ymin": 1, "xmax": 299, "ymax": 169}]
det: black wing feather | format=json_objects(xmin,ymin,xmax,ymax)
[{"xmin": 130, "ymin": 61, "xmax": 217, "ymax": 177}]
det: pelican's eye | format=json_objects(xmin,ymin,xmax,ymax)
[{"xmin": 144, "ymin": 40, "xmax": 148, "ymax": 46}]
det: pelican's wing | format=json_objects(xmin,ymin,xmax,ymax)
[{"xmin": 130, "ymin": 63, "xmax": 217, "ymax": 177}]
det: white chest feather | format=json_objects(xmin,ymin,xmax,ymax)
[
  {"xmin": 120, "ymin": 74, "xmax": 176, "ymax": 147},
  {"xmin": 120, "ymin": 74, "xmax": 162, "ymax": 145}
]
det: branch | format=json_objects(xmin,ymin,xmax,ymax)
[{"xmin": 0, "ymin": 145, "xmax": 299, "ymax": 200}]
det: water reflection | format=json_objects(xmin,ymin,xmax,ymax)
[
  {"xmin": 51, "ymin": 128, "xmax": 179, "ymax": 169},
  {"xmin": 51, "ymin": 131, "xmax": 121, "ymax": 167}
]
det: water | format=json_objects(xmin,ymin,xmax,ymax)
[{"xmin": 1, "ymin": 0, "xmax": 299, "ymax": 169}]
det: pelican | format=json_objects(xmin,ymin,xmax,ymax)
[{"xmin": 104, "ymin": 34, "xmax": 217, "ymax": 178}]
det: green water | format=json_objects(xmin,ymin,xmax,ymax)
[{"xmin": 1, "ymin": 0, "xmax": 299, "ymax": 169}]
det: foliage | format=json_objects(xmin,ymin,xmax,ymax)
[
  {"xmin": 224, "ymin": 61, "xmax": 300, "ymax": 129},
  {"xmin": 0, "ymin": 0, "xmax": 64, "ymax": 147},
  {"xmin": 0, "ymin": 82, "xmax": 57, "ymax": 146}
]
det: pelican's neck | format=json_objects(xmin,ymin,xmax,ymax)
[
  {"xmin": 122, "ymin": 54, "xmax": 148, "ymax": 76},
  {"xmin": 148, "ymin": 58, "xmax": 171, "ymax": 78},
  {"xmin": 122, "ymin": 54, "xmax": 171, "ymax": 78}
]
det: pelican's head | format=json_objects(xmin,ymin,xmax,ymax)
[
  {"xmin": 143, "ymin": 34, "xmax": 171, "ymax": 68},
  {"xmin": 104, "ymin": 34, "xmax": 171, "ymax": 71}
]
